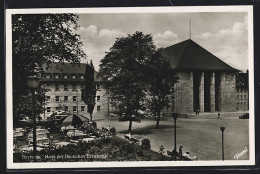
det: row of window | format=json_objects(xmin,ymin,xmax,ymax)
[
  {"xmin": 237, "ymin": 95, "xmax": 247, "ymax": 101},
  {"xmin": 46, "ymin": 96, "xmax": 101, "ymax": 102},
  {"xmin": 45, "ymin": 83, "xmax": 101, "ymax": 91},
  {"xmin": 237, "ymin": 88, "xmax": 247, "ymax": 94},
  {"xmin": 45, "ymin": 73, "xmax": 84, "ymax": 80},
  {"xmin": 46, "ymin": 105, "xmax": 101, "ymax": 112},
  {"xmin": 236, "ymin": 102, "xmax": 248, "ymax": 110}
]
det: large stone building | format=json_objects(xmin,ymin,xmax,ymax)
[
  {"xmin": 161, "ymin": 39, "xmax": 239, "ymax": 114},
  {"xmin": 41, "ymin": 63, "xmax": 109, "ymax": 118},
  {"xmin": 236, "ymin": 71, "xmax": 249, "ymax": 111}
]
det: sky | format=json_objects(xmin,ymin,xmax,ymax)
[{"xmin": 76, "ymin": 12, "xmax": 249, "ymax": 72}]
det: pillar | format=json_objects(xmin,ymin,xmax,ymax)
[
  {"xmin": 210, "ymin": 72, "xmax": 215, "ymax": 112},
  {"xmin": 199, "ymin": 72, "xmax": 204, "ymax": 112}
]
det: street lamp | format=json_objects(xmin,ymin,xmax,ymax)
[
  {"xmin": 27, "ymin": 76, "xmax": 40, "ymax": 158},
  {"xmin": 172, "ymin": 112, "xmax": 179, "ymax": 160},
  {"xmin": 220, "ymin": 127, "xmax": 226, "ymax": 161}
]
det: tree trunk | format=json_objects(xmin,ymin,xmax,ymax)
[
  {"xmin": 156, "ymin": 111, "xmax": 161, "ymax": 129},
  {"xmin": 90, "ymin": 113, "xmax": 92, "ymax": 121},
  {"xmin": 128, "ymin": 120, "xmax": 132, "ymax": 134}
]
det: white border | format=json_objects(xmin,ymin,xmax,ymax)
[{"xmin": 6, "ymin": 6, "xmax": 255, "ymax": 169}]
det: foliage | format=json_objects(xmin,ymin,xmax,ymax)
[
  {"xmin": 141, "ymin": 139, "xmax": 151, "ymax": 150},
  {"xmin": 82, "ymin": 61, "xmax": 96, "ymax": 121},
  {"xmin": 13, "ymin": 137, "xmax": 171, "ymax": 162},
  {"xmin": 12, "ymin": 14, "xmax": 85, "ymax": 121},
  {"xmin": 145, "ymin": 49, "xmax": 178, "ymax": 128},
  {"xmin": 99, "ymin": 31, "xmax": 156, "ymax": 133},
  {"xmin": 13, "ymin": 88, "xmax": 47, "ymax": 127}
]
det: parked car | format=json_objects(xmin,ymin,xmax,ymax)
[{"xmin": 239, "ymin": 113, "xmax": 249, "ymax": 119}]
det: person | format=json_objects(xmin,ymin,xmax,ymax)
[
  {"xmin": 218, "ymin": 112, "xmax": 220, "ymax": 119},
  {"xmin": 107, "ymin": 125, "xmax": 111, "ymax": 132},
  {"xmin": 197, "ymin": 109, "xmax": 200, "ymax": 115},
  {"xmin": 179, "ymin": 146, "xmax": 183, "ymax": 157}
]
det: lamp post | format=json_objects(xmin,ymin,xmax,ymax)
[
  {"xmin": 172, "ymin": 112, "xmax": 179, "ymax": 161},
  {"xmin": 220, "ymin": 127, "xmax": 225, "ymax": 161},
  {"xmin": 27, "ymin": 76, "xmax": 40, "ymax": 158}
]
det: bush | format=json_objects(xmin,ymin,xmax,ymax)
[
  {"xmin": 141, "ymin": 139, "xmax": 151, "ymax": 150},
  {"xmin": 110, "ymin": 127, "xmax": 116, "ymax": 135},
  {"xmin": 13, "ymin": 137, "xmax": 170, "ymax": 162}
]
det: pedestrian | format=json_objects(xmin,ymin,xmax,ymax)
[
  {"xmin": 218, "ymin": 112, "xmax": 220, "ymax": 119},
  {"xmin": 197, "ymin": 109, "xmax": 200, "ymax": 115},
  {"xmin": 179, "ymin": 146, "xmax": 183, "ymax": 157}
]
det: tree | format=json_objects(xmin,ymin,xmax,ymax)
[
  {"xmin": 12, "ymin": 14, "xmax": 85, "ymax": 121},
  {"xmin": 82, "ymin": 61, "xmax": 97, "ymax": 121},
  {"xmin": 99, "ymin": 31, "xmax": 156, "ymax": 133},
  {"xmin": 145, "ymin": 49, "xmax": 178, "ymax": 128}
]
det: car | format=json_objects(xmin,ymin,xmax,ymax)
[{"xmin": 239, "ymin": 113, "xmax": 249, "ymax": 119}]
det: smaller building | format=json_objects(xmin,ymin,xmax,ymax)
[
  {"xmin": 236, "ymin": 71, "xmax": 249, "ymax": 111},
  {"xmin": 41, "ymin": 63, "xmax": 110, "ymax": 119}
]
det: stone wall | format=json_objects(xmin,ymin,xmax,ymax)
[
  {"xmin": 173, "ymin": 71, "xmax": 194, "ymax": 113},
  {"xmin": 220, "ymin": 72, "xmax": 236, "ymax": 112}
]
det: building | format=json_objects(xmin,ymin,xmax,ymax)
[
  {"xmin": 161, "ymin": 39, "xmax": 239, "ymax": 114},
  {"xmin": 41, "ymin": 63, "xmax": 109, "ymax": 118},
  {"xmin": 236, "ymin": 71, "xmax": 249, "ymax": 111}
]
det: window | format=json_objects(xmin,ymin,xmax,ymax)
[
  {"xmin": 46, "ymin": 96, "xmax": 50, "ymax": 102},
  {"xmin": 64, "ymin": 74, "xmax": 68, "ymax": 79},
  {"xmin": 73, "ymin": 106, "xmax": 77, "ymax": 112},
  {"xmin": 73, "ymin": 96, "xmax": 77, "ymax": 102},
  {"xmin": 46, "ymin": 74, "xmax": 50, "ymax": 78},
  {"xmin": 97, "ymin": 106, "xmax": 101, "ymax": 111},
  {"xmin": 45, "ymin": 83, "xmax": 51, "ymax": 91},
  {"xmin": 64, "ymin": 106, "xmax": 68, "ymax": 112},
  {"xmin": 81, "ymin": 106, "xmax": 85, "ymax": 112},
  {"xmin": 72, "ymin": 84, "xmax": 76, "ymax": 90},
  {"xmin": 241, "ymin": 95, "xmax": 243, "ymax": 100},
  {"xmin": 80, "ymin": 75, "xmax": 84, "ymax": 79},
  {"xmin": 97, "ymin": 84, "xmax": 101, "ymax": 90},
  {"xmin": 244, "ymin": 95, "xmax": 247, "ymax": 100},
  {"xmin": 55, "ymin": 74, "xmax": 59, "ymax": 79},
  {"xmin": 81, "ymin": 83, "xmax": 84, "ymax": 89},
  {"xmin": 47, "ymin": 107, "xmax": 51, "ymax": 113},
  {"xmin": 97, "ymin": 96, "xmax": 100, "ymax": 101},
  {"xmin": 64, "ymin": 84, "xmax": 68, "ymax": 91},
  {"xmin": 64, "ymin": 96, "xmax": 68, "ymax": 102},
  {"xmin": 72, "ymin": 74, "xmax": 76, "ymax": 79},
  {"xmin": 56, "ymin": 96, "xmax": 60, "ymax": 102},
  {"xmin": 55, "ymin": 84, "xmax": 59, "ymax": 91},
  {"xmin": 237, "ymin": 95, "xmax": 239, "ymax": 100}
]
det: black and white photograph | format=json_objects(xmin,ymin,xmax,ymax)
[{"xmin": 6, "ymin": 6, "xmax": 254, "ymax": 168}]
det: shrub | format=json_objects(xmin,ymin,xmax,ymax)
[{"xmin": 141, "ymin": 139, "xmax": 151, "ymax": 150}]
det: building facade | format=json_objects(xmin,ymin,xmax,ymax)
[
  {"xmin": 236, "ymin": 71, "xmax": 249, "ymax": 111},
  {"xmin": 161, "ymin": 39, "xmax": 238, "ymax": 114},
  {"xmin": 41, "ymin": 63, "xmax": 110, "ymax": 119}
]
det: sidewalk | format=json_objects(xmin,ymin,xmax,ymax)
[{"xmin": 185, "ymin": 111, "xmax": 249, "ymax": 119}]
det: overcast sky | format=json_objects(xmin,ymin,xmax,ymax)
[{"xmin": 77, "ymin": 12, "xmax": 249, "ymax": 72}]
